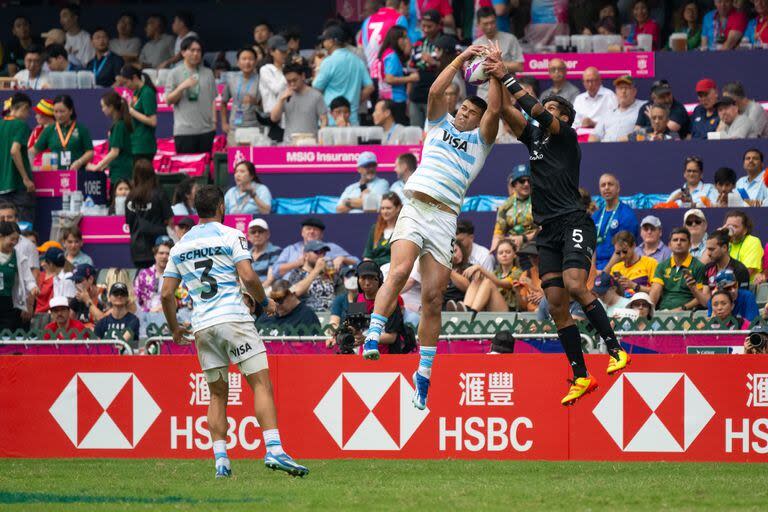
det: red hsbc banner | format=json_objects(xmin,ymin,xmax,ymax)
[{"xmin": 1, "ymin": 355, "xmax": 767, "ymax": 462}]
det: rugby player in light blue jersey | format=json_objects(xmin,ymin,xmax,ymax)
[
  {"xmin": 363, "ymin": 43, "xmax": 502, "ymax": 410},
  {"xmin": 161, "ymin": 185, "xmax": 308, "ymax": 478}
]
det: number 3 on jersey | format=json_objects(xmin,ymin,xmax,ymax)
[
  {"xmin": 571, "ymin": 228, "xmax": 583, "ymax": 249},
  {"xmin": 195, "ymin": 258, "xmax": 218, "ymax": 299}
]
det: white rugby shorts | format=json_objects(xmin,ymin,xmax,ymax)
[
  {"xmin": 194, "ymin": 321, "xmax": 267, "ymax": 382},
  {"xmin": 391, "ymin": 198, "xmax": 457, "ymax": 269}
]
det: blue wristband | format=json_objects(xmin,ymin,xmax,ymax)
[{"xmin": 260, "ymin": 297, "xmax": 270, "ymax": 308}]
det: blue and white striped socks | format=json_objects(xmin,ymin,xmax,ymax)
[
  {"xmin": 366, "ymin": 313, "xmax": 388, "ymax": 343},
  {"xmin": 263, "ymin": 428, "xmax": 285, "ymax": 455},
  {"xmin": 417, "ymin": 346, "xmax": 437, "ymax": 379},
  {"xmin": 213, "ymin": 439, "xmax": 229, "ymax": 469}
]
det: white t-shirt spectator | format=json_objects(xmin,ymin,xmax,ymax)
[
  {"xmin": 259, "ymin": 63, "xmax": 288, "ymax": 124},
  {"xmin": 469, "ymin": 242, "xmax": 495, "ymax": 272},
  {"xmin": 721, "ymin": 114, "xmax": 759, "ymax": 139},
  {"xmin": 591, "ymin": 99, "xmax": 644, "ymax": 142},
  {"xmin": 744, "ymin": 100, "xmax": 768, "ymax": 138},
  {"xmin": 337, "ymin": 177, "xmax": 390, "ymax": 213},
  {"xmin": 282, "ymin": 86, "xmax": 327, "ymax": 143},
  {"xmin": 140, "ymin": 35, "xmax": 176, "ymax": 68},
  {"xmin": 573, "ymin": 86, "xmax": 618, "ymax": 129},
  {"xmin": 666, "ymin": 182, "xmax": 717, "ymax": 207},
  {"xmin": 53, "ymin": 270, "xmax": 77, "ymax": 299},
  {"xmin": 13, "ymin": 70, "xmax": 50, "ymax": 90},
  {"xmin": 65, "ymin": 30, "xmax": 94, "ymax": 67},
  {"xmin": 472, "ymin": 32, "xmax": 524, "ymax": 99},
  {"xmin": 735, "ymin": 171, "xmax": 768, "ymax": 203}
]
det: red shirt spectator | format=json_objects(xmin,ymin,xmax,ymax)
[
  {"xmin": 625, "ymin": 1, "xmax": 661, "ymax": 49},
  {"xmin": 43, "ymin": 295, "xmax": 89, "ymax": 339}
]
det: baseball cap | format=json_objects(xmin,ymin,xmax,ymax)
[
  {"xmin": 301, "ymin": 217, "xmax": 325, "ymax": 230},
  {"xmin": 357, "ymin": 151, "xmax": 377, "ymax": 168},
  {"xmin": 640, "ymin": 215, "xmax": 661, "ymax": 229},
  {"xmin": 49, "ymin": 296, "xmax": 71, "ymax": 310},
  {"xmin": 715, "ymin": 96, "xmax": 737, "ymax": 109},
  {"xmin": 43, "ymin": 247, "xmax": 66, "ymax": 267},
  {"xmin": 593, "ymin": 273, "xmax": 616, "ymax": 294},
  {"xmin": 421, "ymin": 9, "xmax": 442, "ymax": 23},
  {"xmin": 356, "ymin": 260, "xmax": 381, "ymax": 278},
  {"xmin": 507, "ymin": 164, "xmax": 531, "ymax": 184},
  {"xmin": 651, "ymin": 79, "xmax": 672, "ymax": 95},
  {"xmin": 695, "ymin": 78, "xmax": 717, "ymax": 93},
  {"xmin": 248, "ymin": 218, "xmax": 269, "ymax": 231},
  {"xmin": 33, "ymin": 99, "xmax": 54, "ymax": 117},
  {"xmin": 304, "ymin": 240, "xmax": 330, "ymax": 253},
  {"xmin": 683, "ymin": 208, "xmax": 706, "ymax": 223},
  {"xmin": 339, "ymin": 264, "xmax": 357, "ymax": 278},
  {"xmin": 154, "ymin": 235, "xmax": 174, "ymax": 248},
  {"xmin": 176, "ymin": 217, "xmax": 195, "ymax": 230},
  {"xmin": 613, "ymin": 75, "xmax": 633, "ymax": 87},
  {"xmin": 318, "ymin": 25, "xmax": 345, "ymax": 43},
  {"xmin": 71, "ymin": 264, "xmax": 96, "ymax": 283},
  {"xmin": 38, "ymin": 240, "xmax": 63, "ymax": 253},
  {"xmin": 267, "ymin": 35, "xmax": 288, "ymax": 52},
  {"xmin": 714, "ymin": 269, "xmax": 737, "ymax": 288},
  {"xmin": 109, "ymin": 282, "xmax": 129, "ymax": 296}
]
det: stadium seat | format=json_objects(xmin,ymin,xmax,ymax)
[
  {"xmin": 756, "ymin": 283, "xmax": 768, "ymax": 308},
  {"xmin": 318, "ymin": 126, "xmax": 385, "ymax": 146},
  {"xmin": 473, "ymin": 312, "xmax": 516, "ymax": 333},
  {"xmin": 441, "ymin": 312, "xmax": 473, "ymax": 334},
  {"xmin": 76, "ymin": 71, "xmax": 95, "ymax": 89},
  {"xmin": 48, "ymin": 71, "xmax": 79, "ymax": 89}
]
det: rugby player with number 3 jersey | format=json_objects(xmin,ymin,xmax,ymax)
[
  {"xmin": 483, "ymin": 60, "xmax": 631, "ymax": 406},
  {"xmin": 161, "ymin": 185, "xmax": 308, "ymax": 478},
  {"xmin": 363, "ymin": 43, "xmax": 501, "ymax": 411}
]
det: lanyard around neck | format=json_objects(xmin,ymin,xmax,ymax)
[{"xmin": 55, "ymin": 122, "xmax": 76, "ymax": 149}]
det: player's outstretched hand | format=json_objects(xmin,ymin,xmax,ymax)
[
  {"xmin": 458, "ymin": 44, "xmax": 486, "ymax": 63},
  {"xmin": 264, "ymin": 299, "xmax": 278, "ymax": 316},
  {"xmin": 172, "ymin": 324, "xmax": 192, "ymax": 345}
]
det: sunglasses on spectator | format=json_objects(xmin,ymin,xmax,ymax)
[
  {"xmin": 312, "ymin": 249, "xmax": 329, "ymax": 255},
  {"xmin": 685, "ymin": 156, "xmax": 703, "ymax": 165},
  {"xmin": 685, "ymin": 218, "xmax": 704, "ymax": 226},
  {"xmin": 614, "ymin": 249, "xmax": 630, "ymax": 255},
  {"xmin": 514, "ymin": 178, "xmax": 531, "ymax": 185}
]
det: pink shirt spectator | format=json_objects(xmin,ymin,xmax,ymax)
[
  {"xmin": 358, "ymin": 6, "xmax": 408, "ymax": 80},
  {"xmin": 134, "ymin": 265, "xmax": 160, "ymax": 313}
]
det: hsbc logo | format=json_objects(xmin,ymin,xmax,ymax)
[
  {"xmin": 49, "ymin": 373, "xmax": 161, "ymax": 449},
  {"xmin": 314, "ymin": 373, "xmax": 428, "ymax": 450},
  {"xmin": 593, "ymin": 373, "xmax": 715, "ymax": 452}
]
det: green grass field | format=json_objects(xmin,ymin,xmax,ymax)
[{"xmin": 0, "ymin": 459, "xmax": 766, "ymax": 511}]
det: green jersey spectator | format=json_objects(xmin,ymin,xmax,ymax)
[
  {"xmin": 90, "ymin": 91, "xmax": 133, "ymax": 183},
  {"xmin": 0, "ymin": 93, "xmax": 35, "ymax": 223},
  {"xmin": 30, "ymin": 95, "xmax": 93, "ymax": 171},
  {"xmin": 121, "ymin": 65, "xmax": 158, "ymax": 163},
  {"xmin": 650, "ymin": 227, "xmax": 708, "ymax": 311}
]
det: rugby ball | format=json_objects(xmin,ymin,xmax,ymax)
[{"xmin": 464, "ymin": 54, "xmax": 489, "ymax": 85}]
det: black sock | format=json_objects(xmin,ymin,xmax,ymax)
[
  {"xmin": 558, "ymin": 325, "xmax": 588, "ymax": 379},
  {"xmin": 583, "ymin": 300, "xmax": 622, "ymax": 356}
]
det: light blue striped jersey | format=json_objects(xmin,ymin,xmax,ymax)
[
  {"xmin": 404, "ymin": 113, "xmax": 493, "ymax": 212},
  {"xmin": 164, "ymin": 222, "xmax": 253, "ymax": 333}
]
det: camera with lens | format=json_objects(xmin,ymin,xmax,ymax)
[
  {"xmin": 745, "ymin": 326, "xmax": 768, "ymax": 354},
  {"xmin": 335, "ymin": 302, "xmax": 370, "ymax": 354}
]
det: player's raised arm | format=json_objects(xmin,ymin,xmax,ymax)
[
  {"xmin": 479, "ymin": 47, "xmax": 502, "ymax": 144},
  {"xmin": 484, "ymin": 54, "xmax": 527, "ymax": 138},
  {"xmin": 426, "ymin": 44, "xmax": 485, "ymax": 123}
]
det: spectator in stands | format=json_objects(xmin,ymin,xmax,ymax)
[
  {"xmin": 736, "ymin": 148, "xmax": 768, "ymax": 206},
  {"xmin": 35, "ymin": 246, "xmax": 75, "ymax": 314},
  {"xmin": 683, "ymin": 208, "xmax": 709, "ymax": 262},
  {"xmin": 673, "ymin": 1, "xmax": 703, "ymax": 50},
  {"xmin": 139, "ymin": 14, "xmax": 175, "ymax": 69},
  {"xmin": 627, "ymin": 105, "xmax": 680, "ymax": 141},
  {"xmin": 0, "ymin": 221, "xmax": 32, "ymax": 330},
  {"xmin": 327, "ymin": 265, "xmax": 359, "ymax": 337},
  {"xmin": 272, "ymin": 62, "xmax": 328, "ymax": 144},
  {"xmin": 43, "ymin": 296, "xmax": 87, "ymax": 340},
  {"xmin": 70, "ymin": 264, "xmax": 106, "ymax": 326},
  {"xmin": 60, "ymin": 3, "xmax": 93, "ymax": 67},
  {"xmin": 287, "ymin": 240, "xmax": 337, "ymax": 312},
  {"xmin": 0, "ymin": 203, "xmax": 39, "ymax": 279},
  {"xmin": 444, "ymin": 81, "xmax": 462, "ymax": 117},
  {"xmin": 723, "ymin": 210, "xmax": 764, "ymax": 282},
  {"xmin": 126, "ymin": 159, "xmax": 173, "ymax": 268},
  {"xmin": 337, "ymin": 152, "xmax": 390, "ymax": 213},
  {"xmin": 624, "ymin": 0, "xmax": 661, "ymax": 49},
  {"xmin": 282, "ymin": 26, "xmax": 302, "ymax": 60},
  {"xmin": 45, "ymin": 44, "xmax": 77, "ymax": 72},
  {"xmin": 13, "ymin": 45, "xmax": 50, "ymax": 90},
  {"xmin": 89, "ymin": 91, "xmax": 133, "ymax": 182},
  {"xmin": 409, "ymin": 1, "xmax": 455, "ymax": 39},
  {"xmin": 592, "ymin": 273, "xmax": 630, "ymax": 317},
  {"xmin": 328, "ymin": 96, "xmax": 352, "ymax": 128},
  {"xmin": 247, "ymin": 218, "xmax": 280, "ymax": 288},
  {"xmin": 492, "ymin": 165, "xmax": 535, "ymax": 252},
  {"xmin": 364, "ymin": 192, "xmax": 402, "ymax": 267},
  {"xmin": 443, "ymin": 243, "xmax": 471, "ymax": 311},
  {"xmin": 173, "ymin": 216, "xmax": 194, "ymax": 240},
  {"xmin": 272, "ymin": 217, "xmax": 358, "ymax": 280},
  {"xmin": 253, "ymin": 20, "xmax": 273, "ymax": 57},
  {"xmin": 43, "ymin": 28, "xmax": 66, "ymax": 50},
  {"xmin": 315, "ymin": 26, "xmax": 375, "ymax": 126},
  {"xmin": 257, "ymin": 280, "xmax": 320, "ymax": 333},
  {"xmin": 626, "ymin": 291, "xmax": 656, "ymax": 328},
  {"xmin": 219, "ymin": 47, "xmax": 261, "ymax": 147},
  {"xmin": 101, "ymin": 267, "xmax": 138, "ymax": 313},
  {"xmin": 716, "ymin": 96, "xmax": 758, "ymax": 139},
  {"xmin": 462, "ymin": 238, "xmax": 523, "ymax": 312},
  {"xmin": 609, "ymin": 231, "xmax": 658, "ymax": 295},
  {"xmin": 31, "ymin": 94, "xmax": 94, "ymax": 171},
  {"xmin": 5, "ymin": 16, "xmax": 42, "ymax": 76},
  {"xmin": 359, "ymin": 1, "xmax": 408, "ymax": 86},
  {"xmin": 636, "ymin": 215, "xmax": 671, "ymax": 263},
  {"xmin": 713, "ymin": 166, "xmax": 743, "ymax": 207},
  {"xmin": 540, "ymin": 58, "xmax": 580, "ymax": 104},
  {"xmin": 707, "ymin": 289, "xmax": 748, "ymax": 329},
  {"xmin": 165, "ymin": 37, "xmax": 217, "ymax": 154},
  {"xmin": 108, "ymin": 179, "xmax": 131, "ymax": 215},
  {"xmin": 390, "ymin": 152, "xmax": 417, "ymax": 203},
  {"xmin": 650, "ymin": 227, "xmax": 708, "ymax": 311},
  {"xmin": 635, "ymin": 80, "xmax": 691, "ymax": 139},
  {"xmin": 260, "ymin": 35, "xmax": 289, "ymax": 137},
  {"xmin": 225, "ymin": 161, "xmax": 272, "ymax": 215},
  {"xmin": 473, "ymin": 6, "xmax": 524, "ymax": 100},
  {"xmin": 690, "ymin": 79, "xmax": 720, "ymax": 140},
  {"xmin": 745, "ymin": 0, "xmax": 768, "ymax": 46},
  {"xmin": 525, "ymin": 0, "xmax": 570, "ymax": 46},
  {"xmin": 378, "ymin": 26, "xmax": 418, "ymax": 125},
  {"xmin": 707, "ymin": 269, "xmax": 759, "ymax": 322},
  {"xmin": 134, "ymin": 236, "xmax": 172, "ymax": 313},
  {"xmin": 0, "ymin": 94, "xmax": 35, "ymax": 222},
  {"xmin": 433, "ymin": 34, "xmax": 466, "ymax": 106},
  {"xmin": 590, "ymin": 75, "xmax": 643, "ymax": 143},
  {"xmin": 61, "ymin": 227, "xmax": 93, "ymax": 266},
  {"xmin": 456, "ymin": 219, "xmax": 494, "ymax": 271},
  {"xmin": 373, "ymin": 99, "xmax": 409, "ymax": 144},
  {"xmin": 581, "ymin": 2, "xmax": 619, "ymax": 36},
  {"xmin": 704, "ymin": 228, "xmax": 751, "ymax": 289},
  {"xmin": 666, "ymin": 157, "xmax": 716, "ymax": 207},
  {"xmin": 110, "ymin": 13, "xmax": 141, "ymax": 61},
  {"xmin": 593, "ymin": 173, "xmax": 639, "ymax": 271},
  {"xmin": 722, "ymin": 81, "xmax": 768, "ymax": 137},
  {"xmin": 702, "ymin": 0, "xmax": 748, "ymax": 50},
  {"xmin": 94, "ymin": 282, "xmax": 140, "ymax": 342},
  {"xmin": 409, "ymin": 9, "xmax": 443, "ymax": 128},
  {"xmin": 171, "ymin": 177, "xmax": 197, "ymax": 216},
  {"xmin": 120, "ymin": 66, "xmax": 158, "ymax": 164},
  {"xmin": 159, "ymin": 11, "xmax": 198, "ymax": 69},
  {"xmin": 573, "ymin": 67, "xmax": 617, "ymax": 129},
  {"xmin": 28, "ymin": 99, "xmax": 54, "ymax": 151}
]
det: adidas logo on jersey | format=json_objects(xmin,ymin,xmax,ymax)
[{"xmin": 442, "ymin": 131, "xmax": 468, "ymax": 152}]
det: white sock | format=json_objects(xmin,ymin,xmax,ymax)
[
  {"xmin": 213, "ymin": 440, "xmax": 229, "ymax": 467},
  {"xmin": 263, "ymin": 428, "xmax": 285, "ymax": 455}
]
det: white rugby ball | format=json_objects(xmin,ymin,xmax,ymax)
[{"xmin": 463, "ymin": 54, "xmax": 489, "ymax": 85}]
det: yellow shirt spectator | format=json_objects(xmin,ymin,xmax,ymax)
[{"xmin": 729, "ymin": 234, "xmax": 763, "ymax": 282}]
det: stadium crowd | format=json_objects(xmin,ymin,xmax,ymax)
[{"xmin": 1, "ymin": 1, "xmax": 767, "ymax": 347}]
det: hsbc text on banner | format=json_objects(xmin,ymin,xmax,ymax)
[
  {"xmin": 1, "ymin": 355, "xmax": 767, "ymax": 461},
  {"xmin": 523, "ymin": 52, "xmax": 655, "ymax": 79},
  {"xmin": 227, "ymin": 146, "xmax": 422, "ymax": 174}
]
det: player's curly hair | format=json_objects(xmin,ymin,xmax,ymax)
[{"xmin": 541, "ymin": 95, "xmax": 575, "ymax": 126}]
